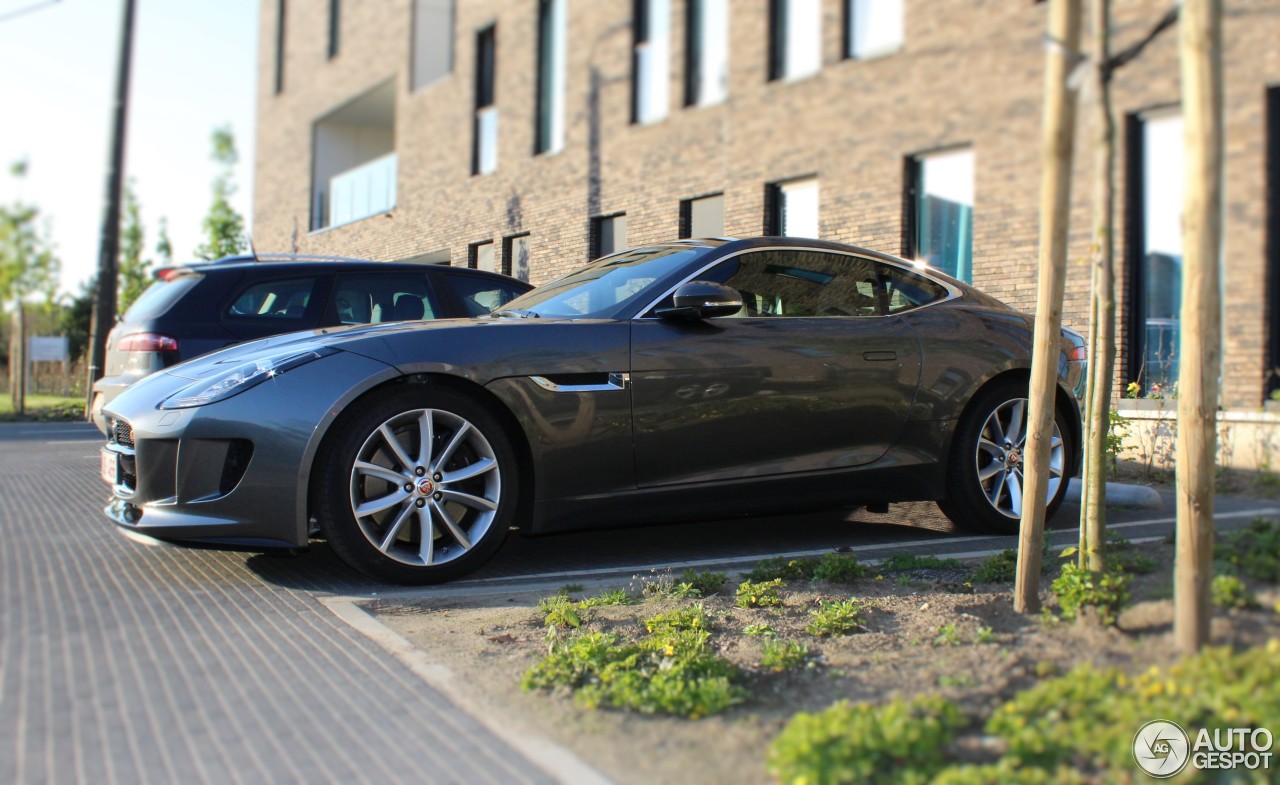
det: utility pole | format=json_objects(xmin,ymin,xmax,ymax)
[
  {"xmin": 85, "ymin": 0, "xmax": 136, "ymax": 415},
  {"xmin": 1174, "ymin": 0, "xmax": 1223, "ymax": 654},
  {"xmin": 1015, "ymin": 0, "xmax": 1084, "ymax": 614}
]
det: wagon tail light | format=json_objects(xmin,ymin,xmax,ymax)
[
  {"xmin": 118, "ymin": 333, "xmax": 179, "ymax": 352},
  {"xmin": 1067, "ymin": 345, "xmax": 1087, "ymax": 362}
]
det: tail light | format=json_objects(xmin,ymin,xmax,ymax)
[
  {"xmin": 118, "ymin": 333, "xmax": 179, "ymax": 352},
  {"xmin": 1067, "ymin": 345, "xmax": 1088, "ymax": 362}
]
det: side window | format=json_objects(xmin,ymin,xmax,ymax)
[
  {"xmin": 695, "ymin": 250, "xmax": 882, "ymax": 317},
  {"xmin": 227, "ymin": 277, "xmax": 319, "ymax": 320},
  {"xmin": 331, "ymin": 273, "xmax": 440, "ymax": 325},
  {"xmin": 444, "ymin": 273, "xmax": 526, "ymax": 317},
  {"xmin": 877, "ymin": 263, "xmax": 949, "ymax": 314}
]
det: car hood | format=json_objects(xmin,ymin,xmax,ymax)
[{"xmin": 162, "ymin": 316, "xmax": 623, "ymax": 384}]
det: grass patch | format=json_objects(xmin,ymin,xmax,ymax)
[
  {"xmin": 879, "ymin": 553, "xmax": 963, "ymax": 573},
  {"xmin": 0, "ymin": 394, "xmax": 84, "ymax": 422},
  {"xmin": 759, "ymin": 639, "xmax": 809, "ymax": 672},
  {"xmin": 970, "ymin": 549, "xmax": 1018, "ymax": 584},
  {"xmin": 736, "ymin": 578, "xmax": 784, "ymax": 609},
  {"xmin": 1218, "ymin": 518, "xmax": 1280, "ymax": 583}
]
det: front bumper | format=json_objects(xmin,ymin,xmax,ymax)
[{"xmin": 100, "ymin": 350, "xmax": 399, "ymax": 549}]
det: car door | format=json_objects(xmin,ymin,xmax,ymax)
[{"xmin": 630, "ymin": 248, "xmax": 922, "ymax": 488}]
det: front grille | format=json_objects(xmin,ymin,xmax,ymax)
[
  {"xmin": 112, "ymin": 419, "xmax": 134, "ymax": 448},
  {"xmin": 119, "ymin": 454, "xmax": 137, "ymax": 493}
]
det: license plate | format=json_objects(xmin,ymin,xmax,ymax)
[{"xmin": 100, "ymin": 448, "xmax": 118, "ymax": 486}]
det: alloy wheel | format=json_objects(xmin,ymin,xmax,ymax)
[{"xmin": 974, "ymin": 397, "xmax": 1064, "ymax": 519}]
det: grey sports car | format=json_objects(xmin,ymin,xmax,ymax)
[{"xmin": 101, "ymin": 237, "xmax": 1086, "ymax": 584}]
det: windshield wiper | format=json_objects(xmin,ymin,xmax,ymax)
[{"xmin": 492, "ymin": 309, "xmax": 541, "ymax": 319}]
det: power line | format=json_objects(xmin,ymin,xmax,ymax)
[{"xmin": 0, "ymin": 0, "xmax": 61, "ymax": 24}]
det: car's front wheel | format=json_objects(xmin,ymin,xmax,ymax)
[
  {"xmin": 938, "ymin": 380, "xmax": 1072, "ymax": 535},
  {"xmin": 316, "ymin": 386, "xmax": 518, "ymax": 584}
]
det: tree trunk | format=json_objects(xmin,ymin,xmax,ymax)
[
  {"xmin": 1174, "ymin": 0, "xmax": 1223, "ymax": 654},
  {"xmin": 10, "ymin": 305, "xmax": 26, "ymax": 416},
  {"xmin": 1079, "ymin": 0, "xmax": 1116, "ymax": 573},
  {"xmin": 1016, "ymin": 0, "xmax": 1085, "ymax": 614}
]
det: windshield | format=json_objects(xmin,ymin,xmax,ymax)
[
  {"xmin": 498, "ymin": 246, "xmax": 709, "ymax": 319},
  {"xmin": 123, "ymin": 274, "xmax": 202, "ymax": 322}
]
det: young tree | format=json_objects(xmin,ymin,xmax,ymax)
[
  {"xmin": 1, "ymin": 162, "xmax": 60, "ymax": 307},
  {"xmin": 194, "ymin": 126, "xmax": 248, "ymax": 261},
  {"xmin": 117, "ymin": 180, "xmax": 151, "ymax": 314},
  {"xmin": 1015, "ymin": 0, "xmax": 1084, "ymax": 614},
  {"xmin": 1175, "ymin": 0, "xmax": 1223, "ymax": 654},
  {"xmin": 155, "ymin": 216, "xmax": 173, "ymax": 268}
]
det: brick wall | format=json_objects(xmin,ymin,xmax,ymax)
[{"xmin": 253, "ymin": 0, "xmax": 1280, "ymax": 408}]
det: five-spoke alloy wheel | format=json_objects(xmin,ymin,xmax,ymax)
[
  {"xmin": 939, "ymin": 380, "xmax": 1073, "ymax": 534},
  {"xmin": 317, "ymin": 386, "xmax": 518, "ymax": 584}
]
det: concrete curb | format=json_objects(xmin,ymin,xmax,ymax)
[{"xmin": 1065, "ymin": 478, "xmax": 1164, "ymax": 509}]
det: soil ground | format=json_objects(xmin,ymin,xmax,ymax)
[{"xmin": 376, "ymin": 541, "xmax": 1279, "ymax": 785}]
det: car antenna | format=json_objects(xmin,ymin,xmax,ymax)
[{"xmin": 249, "ymin": 237, "xmax": 260, "ymax": 263}]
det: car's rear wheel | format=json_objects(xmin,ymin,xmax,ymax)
[
  {"xmin": 938, "ymin": 380, "xmax": 1072, "ymax": 535},
  {"xmin": 316, "ymin": 386, "xmax": 517, "ymax": 584}
]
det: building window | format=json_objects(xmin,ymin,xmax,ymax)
[
  {"xmin": 680, "ymin": 193, "xmax": 725, "ymax": 238},
  {"xmin": 312, "ymin": 81, "xmax": 397, "ymax": 230},
  {"xmin": 473, "ymin": 25, "xmax": 498, "ymax": 175},
  {"xmin": 591, "ymin": 214, "xmax": 628, "ymax": 259},
  {"xmin": 536, "ymin": 0, "xmax": 566, "ymax": 154},
  {"xmin": 1125, "ymin": 110, "xmax": 1183, "ymax": 392},
  {"xmin": 274, "ymin": 0, "xmax": 286, "ymax": 94},
  {"xmin": 411, "ymin": 0, "xmax": 455, "ymax": 91},
  {"xmin": 328, "ymin": 0, "xmax": 340, "ymax": 59},
  {"xmin": 845, "ymin": 0, "xmax": 902, "ymax": 59},
  {"xmin": 633, "ymin": 0, "xmax": 671, "ymax": 125},
  {"xmin": 906, "ymin": 148, "xmax": 973, "ymax": 283},
  {"xmin": 504, "ymin": 233, "xmax": 531, "ymax": 281},
  {"xmin": 470, "ymin": 240, "xmax": 497, "ymax": 272},
  {"xmin": 769, "ymin": 0, "xmax": 821, "ymax": 82},
  {"xmin": 769, "ymin": 178, "xmax": 820, "ymax": 238},
  {"xmin": 686, "ymin": 0, "xmax": 728, "ymax": 107}
]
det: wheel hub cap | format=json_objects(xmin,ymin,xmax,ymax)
[{"xmin": 416, "ymin": 478, "xmax": 435, "ymax": 496}]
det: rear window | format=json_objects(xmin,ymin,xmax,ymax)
[{"xmin": 122, "ymin": 275, "xmax": 202, "ymax": 321}]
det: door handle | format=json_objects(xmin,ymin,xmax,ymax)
[{"xmin": 863, "ymin": 351, "xmax": 897, "ymax": 361}]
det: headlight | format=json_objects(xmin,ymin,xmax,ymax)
[{"xmin": 160, "ymin": 347, "xmax": 338, "ymax": 409}]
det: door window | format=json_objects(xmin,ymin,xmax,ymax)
[
  {"xmin": 443, "ymin": 272, "xmax": 527, "ymax": 317},
  {"xmin": 330, "ymin": 273, "xmax": 440, "ymax": 325},
  {"xmin": 687, "ymin": 250, "xmax": 882, "ymax": 317},
  {"xmin": 227, "ymin": 277, "xmax": 320, "ymax": 321}
]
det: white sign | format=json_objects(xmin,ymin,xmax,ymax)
[{"xmin": 28, "ymin": 336, "xmax": 69, "ymax": 362}]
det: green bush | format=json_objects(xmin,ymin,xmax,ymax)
[
  {"xmin": 812, "ymin": 553, "xmax": 869, "ymax": 584},
  {"xmin": 986, "ymin": 640, "xmax": 1280, "ymax": 776},
  {"xmin": 1219, "ymin": 518, "xmax": 1280, "ymax": 582},
  {"xmin": 744, "ymin": 556, "xmax": 819, "ymax": 583},
  {"xmin": 970, "ymin": 550, "xmax": 1017, "ymax": 584},
  {"xmin": 736, "ymin": 578, "xmax": 785, "ymax": 609},
  {"xmin": 1049, "ymin": 562, "xmax": 1131, "ymax": 626},
  {"xmin": 760, "ymin": 639, "xmax": 809, "ymax": 672},
  {"xmin": 1211, "ymin": 574, "xmax": 1258, "ymax": 609},
  {"xmin": 806, "ymin": 599, "xmax": 865, "ymax": 637},
  {"xmin": 880, "ymin": 553, "xmax": 963, "ymax": 572},
  {"xmin": 522, "ymin": 607, "xmax": 744, "ymax": 718},
  {"xmin": 767, "ymin": 694, "xmax": 964, "ymax": 785},
  {"xmin": 679, "ymin": 569, "xmax": 727, "ymax": 597},
  {"xmin": 538, "ymin": 594, "xmax": 584, "ymax": 629}
]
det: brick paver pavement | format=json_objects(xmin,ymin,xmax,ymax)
[{"xmin": 0, "ymin": 423, "xmax": 559, "ymax": 785}]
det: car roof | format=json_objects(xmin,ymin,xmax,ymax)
[{"xmin": 155, "ymin": 254, "xmax": 526, "ymax": 280}]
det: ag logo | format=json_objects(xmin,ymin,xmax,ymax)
[{"xmin": 1134, "ymin": 720, "xmax": 1191, "ymax": 778}]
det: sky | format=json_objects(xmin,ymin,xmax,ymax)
[{"xmin": 0, "ymin": 0, "xmax": 259, "ymax": 297}]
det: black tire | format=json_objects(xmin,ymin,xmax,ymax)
[
  {"xmin": 316, "ymin": 385, "xmax": 518, "ymax": 584},
  {"xmin": 938, "ymin": 379, "xmax": 1074, "ymax": 535}
]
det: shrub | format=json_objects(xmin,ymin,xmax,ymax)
[
  {"xmin": 1049, "ymin": 562, "xmax": 1131, "ymax": 626},
  {"xmin": 767, "ymin": 694, "xmax": 964, "ymax": 785},
  {"xmin": 1219, "ymin": 518, "xmax": 1280, "ymax": 582},
  {"xmin": 812, "ymin": 553, "xmax": 868, "ymax": 584},
  {"xmin": 679, "ymin": 569, "xmax": 727, "ymax": 597},
  {"xmin": 522, "ymin": 609, "xmax": 744, "ymax": 718},
  {"xmin": 744, "ymin": 556, "xmax": 819, "ymax": 583},
  {"xmin": 986, "ymin": 640, "xmax": 1280, "ymax": 775},
  {"xmin": 760, "ymin": 639, "xmax": 809, "ymax": 672},
  {"xmin": 736, "ymin": 578, "xmax": 784, "ymax": 609},
  {"xmin": 806, "ymin": 599, "xmax": 865, "ymax": 637},
  {"xmin": 880, "ymin": 553, "xmax": 963, "ymax": 572},
  {"xmin": 970, "ymin": 549, "xmax": 1017, "ymax": 584},
  {"xmin": 538, "ymin": 594, "xmax": 584, "ymax": 629},
  {"xmin": 1211, "ymin": 574, "xmax": 1258, "ymax": 609}
]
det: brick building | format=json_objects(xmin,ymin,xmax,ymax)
[{"xmin": 252, "ymin": 0, "xmax": 1280, "ymax": 408}]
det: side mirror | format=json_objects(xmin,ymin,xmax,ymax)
[{"xmin": 656, "ymin": 281, "xmax": 744, "ymax": 321}]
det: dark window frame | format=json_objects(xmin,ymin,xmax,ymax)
[
  {"xmin": 684, "ymin": 0, "xmax": 702, "ymax": 106},
  {"xmin": 632, "ymin": 0, "xmax": 649, "ymax": 123},
  {"xmin": 503, "ymin": 232, "xmax": 532, "ymax": 280},
  {"xmin": 590, "ymin": 213, "xmax": 627, "ymax": 260},
  {"xmin": 274, "ymin": 0, "xmax": 286, "ymax": 94},
  {"xmin": 473, "ymin": 24, "xmax": 497, "ymax": 176},
  {"xmin": 468, "ymin": 240, "xmax": 494, "ymax": 270},
  {"xmin": 534, "ymin": 0, "xmax": 558, "ymax": 154},
  {"xmin": 328, "ymin": 0, "xmax": 340, "ymax": 59},
  {"xmin": 679, "ymin": 192, "xmax": 725, "ymax": 238},
  {"xmin": 767, "ymin": 0, "xmax": 786, "ymax": 81},
  {"xmin": 1123, "ymin": 112, "xmax": 1146, "ymax": 387},
  {"xmin": 1267, "ymin": 86, "xmax": 1280, "ymax": 397},
  {"xmin": 765, "ymin": 176, "xmax": 818, "ymax": 236}
]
